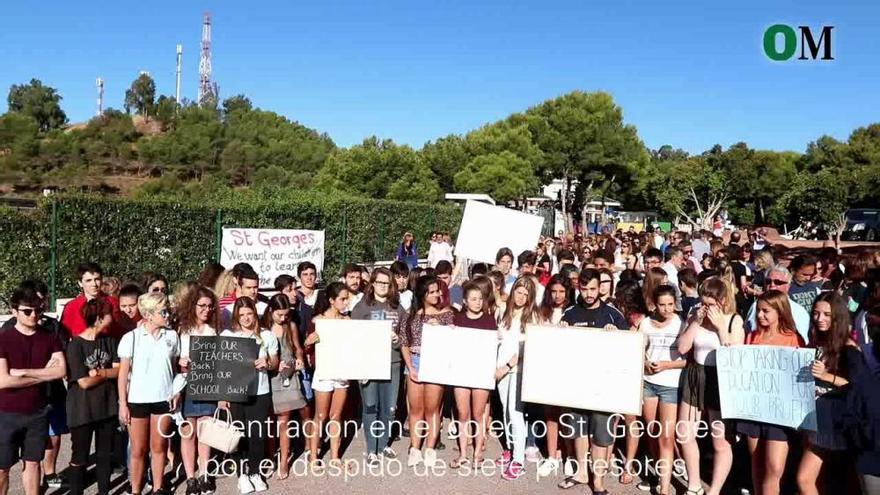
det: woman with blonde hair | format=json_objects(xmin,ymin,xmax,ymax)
[
  {"xmin": 214, "ymin": 270, "xmax": 237, "ymax": 304},
  {"xmin": 738, "ymin": 291, "xmax": 804, "ymax": 495},
  {"xmin": 494, "ymin": 277, "xmax": 540, "ymax": 481},
  {"xmin": 677, "ymin": 277, "xmax": 745, "ymax": 495}
]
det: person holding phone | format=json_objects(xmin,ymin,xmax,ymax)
[{"xmin": 676, "ymin": 278, "xmax": 744, "ymax": 495}]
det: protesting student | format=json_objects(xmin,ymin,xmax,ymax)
[
  {"xmin": 0, "ymin": 288, "xmax": 66, "ymax": 495},
  {"xmin": 638, "ymin": 285, "xmax": 685, "ymax": 495},
  {"xmin": 536, "ymin": 274, "xmax": 574, "ymax": 478},
  {"xmin": 395, "ymin": 232, "xmax": 419, "ymax": 269},
  {"xmin": 177, "ymin": 287, "xmax": 220, "ymax": 495},
  {"xmin": 220, "ymin": 268, "xmax": 265, "ymax": 329},
  {"xmin": 303, "ymin": 283, "xmax": 352, "ymax": 470},
  {"xmin": 738, "ymin": 291, "xmax": 805, "ymax": 495},
  {"xmin": 220, "ymin": 297, "xmax": 279, "ymax": 494},
  {"xmin": 66, "ymin": 298, "xmax": 119, "ymax": 495},
  {"xmin": 495, "ymin": 277, "xmax": 540, "ymax": 481},
  {"xmin": 398, "ymin": 275, "xmax": 454, "ymax": 468},
  {"xmin": 262, "ymin": 294, "xmax": 308, "ymax": 480},
  {"xmin": 450, "ymin": 280, "xmax": 496, "ymax": 469},
  {"xmin": 117, "ymin": 293, "xmax": 180, "ymax": 495},
  {"xmin": 797, "ymin": 292, "xmax": 857, "ymax": 495},
  {"xmin": 350, "ymin": 268, "xmax": 407, "ymax": 466},
  {"xmin": 557, "ymin": 269, "xmax": 628, "ymax": 493},
  {"xmin": 677, "ymin": 277, "xmax": 744, "ymax": 495}
]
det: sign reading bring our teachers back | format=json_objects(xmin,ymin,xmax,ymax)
[
  {"xmin": 716, "ymin": 345, "xmax": 817, "ymax": 430},
  {"xmin": 187, "ymin": 336, "xmax": 259, "ymax": 402},
  {"xmin": 220, "ymin": 228, "xmax": 325, "ymax": 287}
]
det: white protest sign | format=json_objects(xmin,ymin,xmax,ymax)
[
  {"xmin": 418, "ymin": 325, "xmax": 498, "ymax": 390},
  {"xmin": 313, "ymin": 319, "xmax": 391, "ymax": 381},
  {"xmin": 520, "ymin": 325, "xmax": 644, "ymax": 415},
  {"xmin": 220, "ymin": 228, "xmax": 324, "ymax": 287},
  {"xmin": 716, "ymin": 345, "xmax": 817, "ymax": 430},
  {"xmin": 454, "ymin": 201, "xmax": 544, "ymax": 264}
]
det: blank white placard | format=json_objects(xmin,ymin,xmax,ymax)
[
  {"xmin": 418, "ymin": 325, "xmax": 498, "ymax": 390},
  {"xmin": 314, "ymin": 319, "xmax": 392, "ymax": 381},
  {"xmin": 520, "ymin": 324, "xmax": 644, "ymax": 415},
  {"xmin": 454, "ymin": 201, "xmax": 544, "ymax": 264}
]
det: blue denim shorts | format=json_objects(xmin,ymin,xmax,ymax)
[
  {"xmin": 182, "ymin": 396, "xmax": 216, "ymax": 418},
  {"xmin": 643, "ymin": 381, "xmax": 679, "ymax": 405},
  {"xmin": 411, "ymin": 354, "xmax": 420, "ymax": 374},
  {"xmin": 47, "ymin": 403, "xmax": 69, "ymax": 436}
]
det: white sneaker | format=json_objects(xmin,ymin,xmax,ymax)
[
  {"xmin": 249, "ymin": 474, "xmax": 267, "ymax": 493},
  {"xmin": 407, "ymin": 447, "xmax": 423, "ymax": 467},
  {"xmin": 237, "ymin": 474, "xmax": 254, "ymax": 494},
  {"xmin": 525, "ymin": 446, "xmax": 542, "ymax": 463},
  {"xmin": 537, "ymin": 457, "xmax": 560, "ymax": 477},
  {"xmin": 423, "ymin": 448, "xmax": 437, "ymax": 467}
]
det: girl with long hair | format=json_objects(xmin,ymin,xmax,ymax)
[
  {"xmin": 494, "ymin": 277, "xmax": 540, "ymax": 481},
  {"xmin": 450, "ymin": 280, "xmax": 497, "ymax": 469},
  {"xmin": 738, "ymin": 291, "xmax": 805, "ymax": 495},
  {"xmin": 643, "ymin": 267, "xmax": 669, "ymax": 313},
  {"xmin": 351, "ymin": 268, "xmax": 407, "ymax": 465},
  {"xmin": 638, "ymin": 285, "xmax": 685, "ymax": 495},
  {"xmin": 677, "ymin": 277, "xmax": 745, "ymax": 495},
  {"xmin": 398, "ymin": 275, "xmax": 454, "ymax": 468},
  {"xmin": 303, "ymin": 282, "xmax": 351, "ymax": 470},
  {"xmin": 177, "ymin": 286, "xmax": 220, "ymax": 495},
  {"xmin": 262, "ymin": 294, "xmax": 309, "ymax": 480},
  {"xmin": 536, "ymin": 274, "xmax": 575, "ymax": 478},
  {"xmin": 220, "ymin": 297, "xmax": 279, "ymax": 494},
  {"xmin": 797, "ymin": 292, "xmax": 857, "ymax": 494},
  {"xmin": 395, "ymin": 232, "xmax": 419, "ymax": 269}
]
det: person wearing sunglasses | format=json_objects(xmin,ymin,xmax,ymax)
[
  {"xmin": 744, "ymin": 265, "xmax": 811, "ymax": 342},
  {"xmin": 0, "ymin": 287, "xmax": 67, "ymax": 495},
  {"xmin": 117, "ymin": 293, "xmax": 180, "ymax": 495}
]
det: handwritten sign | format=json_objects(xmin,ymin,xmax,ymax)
[
  {"xmin": 187, "ymin": 336, "xmax": 259, "ymax": 402},
  {"xmin": 716, "ymin": 346, "xmax": 817, "ymax": 430},
  {"xmin": 220, "ymin": 228, "xmax": 325, "ymax": 287},
  {"xmin": 454, "ymin": 201, "xmax": 544, "ymax": 265},
  {"xmin": 419, "ymin": 325, "xmax": 497, "ymax": 390},
  {"xmin": 520, "ymin": 325, "xmax": 644, "ymax": 415}
]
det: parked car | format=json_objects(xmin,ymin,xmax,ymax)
[{"xmin": 842, "ymin": 209, "xmax": 880, "ymax": 241}]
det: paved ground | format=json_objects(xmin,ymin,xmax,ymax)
[{"xmin": 8, "ymin": 429, "xmax": 672, "ymax": 495}]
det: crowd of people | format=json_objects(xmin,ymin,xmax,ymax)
[{"xmin": 1, "ymin": 226, "xmax": 880, "ymax": 495}]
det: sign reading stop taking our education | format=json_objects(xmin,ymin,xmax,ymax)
[
  {"xmin": 220, "ymin": 228, "xmax": 325, "ymax": 287},
  {"xmin": 716, "ymin": 345, "xmax": 817, "ymax": 431},
  {"xmin": 187, "ymin": 336, "xmax": 259, "ymax": 402}
]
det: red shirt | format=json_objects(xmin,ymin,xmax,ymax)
[
  {"xmin": 61, "ymin": 294, "xmax": 123, "ymax": 338},
  {"xmin": 745, "ymin": 329, "xmax": 805, "ymax": 347}
]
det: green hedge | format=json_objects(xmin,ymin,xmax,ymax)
[{"xmin": 0, "ymin": 193, "xmax": 461, "ymax": 310}]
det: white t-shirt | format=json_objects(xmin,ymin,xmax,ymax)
[
  {"xmin": 219, "ymin": 328, "xmax": 279, "ymax": 396},
  {"xmin": 180, "ymin": 325, "xmax": 218, "ymax": 359},
  {"xmin": 693, "ymin": 324, "xmax": 722, "ymax": 366},
  {"xmin": 399, "ymin": 290, "xmax": 413, "ymax": 311},
  {"xmin": 118, "ymin": 325, "xmax": 180, "ymax": 404},
  {"xmin": 639, "ymin": 316, "xmax": 684, "ymax": 387}
]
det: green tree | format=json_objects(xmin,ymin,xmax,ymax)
[
  {"xmin": 315, "ymin": 137, "xmax": 441, "ymax": 202},
  {"xmin": 522, "ymin": 91, "xmax": 649, "ymax": 229},
  {"xmin": 222, "ymin": 95, "xmax": 253, "ymax": 118},
  {"xmin": 154, "ymin": 95, "xmax": 179, "ymax": 130},
  {"xmin": 420, "ymin": 134, "xmax": 469, "ymax": 192},
  {"xmin": 453, "ymin": 151, "xmax": 538, "ymax": 204},
  {"xmin": 7, "ymin": 79, "xmax": 68, "ymax": 132},
  {"xmin": 124, "ymin": 73, "xmax": 157, "ymax": 117}
]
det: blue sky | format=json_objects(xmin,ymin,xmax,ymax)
[{"xmin": 1, "ymin": 1, "xmax": 877, "ymax": 154}]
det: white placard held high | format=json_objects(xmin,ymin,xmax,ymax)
[
  {"xmin": 520, "ymin": 325, "xmax": 644, "ymax": 415},
  {"xmin": 418, "ymin": 325, "xmax": 498, "ymax": 390},
  {"xmin": 454, "ymin": 201, "xmax": 544, "ymax": 264},
  {"xmin": 314, "ymin": 319, "xmax": 391, "ymax": 381}
]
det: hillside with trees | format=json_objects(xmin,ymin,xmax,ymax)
[{"xmin": 1, "ymin": 74, "xmax": 879, "ymax": 229}]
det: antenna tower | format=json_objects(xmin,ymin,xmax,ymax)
[
  {"xmin": 198, "ymin": 12, "xmax": 213, "ymax": 104},
  {"xmin": 96, "ymin": 78, "xmax": 104, "ymax": 116}
]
